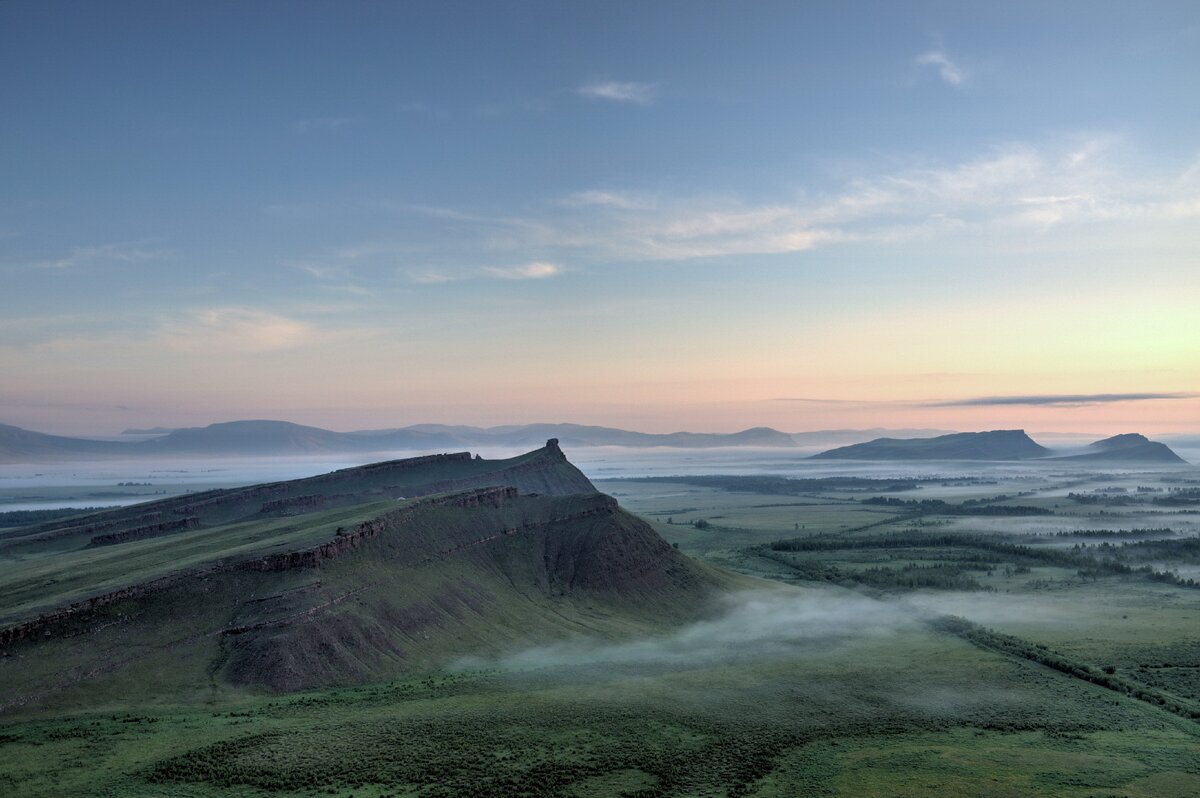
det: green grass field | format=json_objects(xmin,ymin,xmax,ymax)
[{"xmin": 4, "ymin": 615, "xmax": 1199, "ymax": 797}]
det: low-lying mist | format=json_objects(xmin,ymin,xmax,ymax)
[
  {"xmin": 457, "ymin": 586, "xmax": 1079, "ymax": 676},
  {"xmin": 460, "ymin": 589, "xmax": 916, "ymax": 673}
]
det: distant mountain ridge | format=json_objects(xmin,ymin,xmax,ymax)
[
  {"xmin": 1, "ymin": 421, "xmax": 1190, "ymax": 463},
  {"xmin": 812, "ymin": 430, "xmax": 1187, "ymax": 463},
  {"xmin": 0, "ymin": 420, "xmax": 861, "ymax": 462}
]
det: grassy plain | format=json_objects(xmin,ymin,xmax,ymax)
[{"xmin": 4, "ymin": 623, "xmax": 1199, "ymax": 797}]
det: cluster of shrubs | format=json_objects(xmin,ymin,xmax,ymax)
[
  {"xmin": 861, "ymin": 497, "xmax": 1052, "ymax": 516},
  {"xmin": 144, "ymin": 704, "xmax": 808, "ymax": 797},
  {"xmin": 768, "ymin": 531, "xmax": 1200, "ymax": 590},
  {"xmin": 1053, "ymin": 528, "xmax": 1173, "ymax": 538},
  {"xmin": 0, "ymin": 507, "xmax": 102, "ymax": 527}
]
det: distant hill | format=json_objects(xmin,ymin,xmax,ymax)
[
  {"xmin": 0, "ymin": 420, "xmax": 802, "ymax": 461},
  {"xmin": 144, "ymin": 419, "xmax": 461, "ymax": 455},
  {"xmin": 381, "ymin": 422, "xmax": 798, "ymax": 449},
  {"xmin": 0, "ymin": 422, "xmax": 130, "ymax": 460},
  {"xmin": 812, "ymin": 430, "xmax": 1051, "ymax": 461},
  {"xmin": 1051, "ymin": 433, "xmax": 1187, "ymax": 464},
  {"xmin": 789, "ymin": 428, "xmax": 957, "ymax": 446},
  {"xmin": 0, "ymin": 441, "xmax": 727, "ymax": 709},
  {"xmin": 5, "ymin": 421, "xmax": 1192, "ymax": 464}
]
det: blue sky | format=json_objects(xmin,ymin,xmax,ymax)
[{"xmin": 2, "ymin": 1, "xmax": 1198, "ymax": 434}]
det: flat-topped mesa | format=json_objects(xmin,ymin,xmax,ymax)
[
  {"xmin": 813, "ymin": 429, "xmax": 1051, "ymax": 461},
  {"xmin": 0, "ymin": 443, "xmax": 596, "ymax": 559}
]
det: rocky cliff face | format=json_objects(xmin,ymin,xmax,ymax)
[
  {"xmin": 89, "ymin": 516, "xmax": 199, "ymax": 547},
  {"xmin": 220, "ymin": 489, "xmax": 718, "ymax": 692},
  {"xmin": 242, "ymin": 487, "xmax": 521, "ymax": 573}
]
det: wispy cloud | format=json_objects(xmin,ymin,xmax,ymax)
[
  {"xmin": 403, "ymin": 263, "xmax": 562, "ymax": 284},
  {"xmin": 930, "ymin": 392, "xmax": 1199, "ymax": 408},
  {"xmin": 17, "ymin": 242, "xmax": 168, "ymax": 270},
  {"xmin": 539, "ymin": 139, "xmax": 1198, "ymax": 259},
  {"xmin": 577, "ymin": 80, "xmax": 657, "ymax": 105},
  {"xmin": 404, "ymin": 270, "xmax": 460, "ymax": 285},
  {"xmin": 294, "ymin": 116, "xmax": 361, "ymax": 133},
  {"xmin": 278, "ymin": 136, "xmax": 1200, "ymax": 270},
  {"xmin": 483, "ymin": 262, "xmax": 562, "ymax": 280},
  {"xmin": 290, "ymin": 261, "xmax": 348, "ymax": 280},
  {"xmin": 915, "ymin": 50, "xmax": 966, "ymax": 86},
  {"xmin": 560, "ymin": 190, "xmax": 656, "ymax": 210},
  {"xmin": 159, "ymin": 308, "xmax": 314, "ymax": 354}
]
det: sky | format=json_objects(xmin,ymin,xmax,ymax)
[{"xmin": 1, "ymin": 0, "xmax": 1198, "ymax": 436}]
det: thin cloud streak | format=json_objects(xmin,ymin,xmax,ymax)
[
  {"xmin": 404, "ymin": 262, "xmax": 563, "ymax": 284},
  {"xmin": 484, "ymin": 262, "xmax": 562, "ymax": 280},
  {"xmin": 11, "ymin": 242, "xmax": 170, "ymax": 271},
  {"xmin": 930, "ymin": 392, "xmax": 1199, "ymax": 408},
  {"xmin": 405, "ymin": 270, "xmax": 459, "ymax": 285},
  {"xmin": 577, "ymin": 80, "xmax": 657, "ymax": 105}
]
